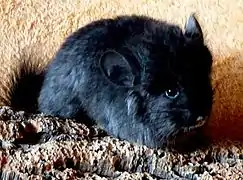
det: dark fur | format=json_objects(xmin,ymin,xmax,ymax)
[
  {"xmin": 38, "ymin": 15, "xmax": 213, "ymax": 148},
  {"xmin": 5, "ymin": 51, "xmax": 46, "ymax": 113},
  {"xmin": 10, "ymin": 60, "xmax": 44, "ymax": 113}
]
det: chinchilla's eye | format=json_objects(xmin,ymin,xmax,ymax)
[{"xmin": 165, "ymin": 88, "xmax": 179, "ymax": 99}]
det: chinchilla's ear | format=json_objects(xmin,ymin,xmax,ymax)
[
  {"xmin": 184, "ymin": 13, "xmax": 204, "ymax": 42},
  {"xmin": 99, "ymin": 50, "xmax": 140, "ymax": 87}
]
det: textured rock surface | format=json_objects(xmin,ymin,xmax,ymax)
[{"xmin": 0, "ymin": 106, "xmax": 242, "ymax": 180}]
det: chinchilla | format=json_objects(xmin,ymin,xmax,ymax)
[{"xmin": 38, "ymin": 14, "xmax": 213, "ymax": 148}]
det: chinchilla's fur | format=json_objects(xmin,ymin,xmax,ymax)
[{"xmin": 38, "ymin": 14, "xmax": 213, "ymax": 148}]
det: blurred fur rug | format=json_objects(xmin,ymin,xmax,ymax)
[{"xmin": 0, "ymin": 0, "xmax": 243, "ymax": 179}]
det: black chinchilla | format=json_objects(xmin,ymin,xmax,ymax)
[{"xmin": 38, "ymin": 14, "xmax": 213, "ymax": 148}]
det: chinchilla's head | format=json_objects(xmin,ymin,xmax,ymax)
[{"xmin": 99, "ymin": 14, "xmax": 213, "ymax": 148}]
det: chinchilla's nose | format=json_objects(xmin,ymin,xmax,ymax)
[
  {"xmin": 178, "ymin": 110, "xmax": 205, "ymax": 126},
  {"xmin": 186, "ymin": 115, "xmax": 207, "ymax": 128},
  {"xmin": 196, "ymin": 116, "xmax": 204, "ymax": 122}
]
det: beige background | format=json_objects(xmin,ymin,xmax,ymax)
[{"xmin": 0, "ymin": 0, "xmax": 243, "ymax": 142}]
